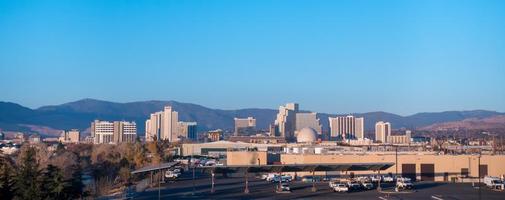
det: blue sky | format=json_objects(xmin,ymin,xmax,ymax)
[{"xmin": 0, "ymin": 0, "xmax": 504, "ymax": 115}]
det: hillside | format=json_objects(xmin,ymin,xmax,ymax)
[
  {"xmin": 0, "ymin": 99, "xmax": 503, "ymax": 137},
  {"xmin": 420, "ymin": 115, "xmax": 505, "ymax": 131}
]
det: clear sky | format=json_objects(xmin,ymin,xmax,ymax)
[{"xmin": 0, "ymin": 0, "xmax": 504, "ymax": 115}]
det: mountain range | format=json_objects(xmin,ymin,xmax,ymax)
[{"xmin": 0, "ymin": 98, "xmax": 503, "ymax": 137}]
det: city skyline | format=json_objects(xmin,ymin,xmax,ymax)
[{"xmin": 1, "ymin": 0, "xmax": 504, "ymax": 115}]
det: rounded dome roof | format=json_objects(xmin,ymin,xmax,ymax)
[{"xmin": 296, "ymin": 127, "xmax": 318, "ymax": 143}]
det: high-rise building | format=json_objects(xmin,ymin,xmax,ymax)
[
  {"xmin": 145, "ymin": 106, "xmax": 180, "ymax": 142},
  {"xmin": 375, "ymin": 121, "xmax": 391, "ymax": 143},
  {"xmin": 275, "ymin": 103, "xmax": 299, "ymax": 141},
  {"xmin": 328, "ymin": 116, "xmax": 365, "ymax": 140},
  {"xmin": 355, "ymin": 117, "xmax": 364, "ymax": 140},
  {"xmin": 295, "ymin": 112, "xmax": 322, "ymax": 136},
  {"xmin": 91, "ymin": 120, "xmax": 137, "ymax": 144},
  {"xmin": 234, "ymin": 117, "xmax": 256, "ymax": 136},
  {"xmin": 178, "ymin": 121, "xmax": 198, "ymax": 141},
  {"xmin": 58, "ymin": 129, "xmax": 80, "ymax": 143}
]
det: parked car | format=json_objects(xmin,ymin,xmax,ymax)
[
  {"xmin": 371, "ymin": 175, "xmax": 382, "ymax": 182},
  {"xmin": 347, "ymin": 181, "xmax": 362, "ymax": 191},
  {"xmin": 165, "ymin": 170, "xmax": 180, "ymax": 179},
  {"xmin": 301, "ymin": 176, "xmax": 321, "ymax": 183},
  {"xmin": 271, "ymin": 175, "xmax": 292, "ymax": 183},
  {"xmin": 277, "ymin": 182, "xmax": 291, "ymax": 192},
  {"xmin": 382, "ymin": 176, "xmax": 395, "ymax": 182},
  {"xmin": 361, "ymin": 181, "xmax": 374, "ymax": 190},
  {"xmin": 484, "ymin": 176, "xmax": 505, "ymax": 190},
  {"xmin": 396, "ymin": 179, "xmax": 414, "ymax": 190},
  {"xmin": 332, "ymin": 183, "xmax": 349, "ymax": 193},
  {"xmin": 265, "ymin": 173, "xmax": 278, "ymax": 182}
]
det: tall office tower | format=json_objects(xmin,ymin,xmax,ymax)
[
  {"xmin": 269, "ymin": 123, "xmax": 278, "ymax": 136},
  {"xmin": 274, "ymin": 103, "xmax": 299, "ymax": 141},
  {"xmin": 178, "ymin": 121, "xmax": 198, "ymax": 141},
  {"xmin": 295, "ymin": 112, "xmax": 322, "ymax": 136},
  {"xmin": 145, "ymin": 111, "xmax": 163, "ymax": 141},
  {"xmin": 145, "ymin": 106, "xmax": 180, "ymax": 142},
  {"xmin": 328, "ymin": 115, "xmax": 365, "ymax": 140},
  {"xmin": 91, "ymin": 120, "xmax": 137, "ymax": 144},
  {"xmin": 162, "ymin": 106, "xmax": 179, "ymax": 141},
  {"xmin": 355, "ymin": 117, "xmax": 364, "ymax": 140},
  {"xmin": 234, "ymin": 117, "xmax": 257, "ymax": 136},
  {"xmin": 375, "ymin": 121, "xmax": 391, "ymax": 143}
]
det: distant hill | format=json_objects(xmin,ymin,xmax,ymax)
[
  {"xmin": 0, "ymin": 98, "xmax": 503, "ymax": 137},
  {"xmin": 420, "ymin": 115, "xmax": 505, "ymax": 131}
]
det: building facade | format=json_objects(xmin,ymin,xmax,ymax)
[
  {"xmin": 91, "ymin": 120, "xmax": 137, "ymax": 144},
  {"xmin": 178, "ymin": 121, "xmax": 198, "ymax": 141},
  {"xmin": 295, "ymin": 112, "xmax": 322, "ymax": 136},
  {"xmin": 145, "ymin": 106, "xmax": 180, "ymax": 142},
  {"xmin": 208, "ymin": 129, "xmax": 223, "ymax": 142},
  {"xmin": 328, "ymin": 115, "xmax": 365, "ymax": 140},
  {"xmin": 375, "ymin": 121, "xmax": 391, "ymax": 143},
  {"xmin": 58, "ymin": 129, "xmax": 80, "ymax": 143},
  {"xmin": 275, "ymin": 103, "xmax": 299, "ymax": 141},
  {"xmin": 234, "ymin": 117, "xmax": 256, "ymax": 136},
  {"xmin": 388, "ymin": 130, "xmax": 412, "ymax": 144}
]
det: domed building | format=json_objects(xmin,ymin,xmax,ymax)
[{"xmin": 296, "ymin": 127, "xmax": 318, "ymax": 143}]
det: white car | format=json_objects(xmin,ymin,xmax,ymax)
[
  {"xmin": 361, "ymin": 182, "xmax": 374, "ymax": 190},
  {"xmin": 271, "ymin": 175, "xmax": 292, "ymax": 183},
  {"xmin": 265, "ymin": 173, "xmax": 278, "ymax": 182},
  {"xmin": 278, "ymin": 183, "xmax": 291, "ymax": 191},
  {"xmin": 371, "ymin": 176, "xmax": 382, "ymax": 182},
  {"xmin": 396, "ymin": 180, "xmax": 414, "ymax": 190},
  {"xmin": 165, "ymin": 170, "xmax": 180, "ymax": 179},
  {"xmin": 329, "ymin": 181, "xmax": 338, "ymax": 188},
  {"xmin": 333, "ymin": 183, "xmax": 349, "ymax": 192},
  {"xmin": 484, "ymin": 176, "xmax": 505, "ymax": 190},
  {"xmin": 382, "ymin": 176, "xmax": 395, "ymax": 182}
]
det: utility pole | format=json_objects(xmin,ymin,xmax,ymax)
[
  {"xmin": 478, "ymin": 150, "xmax": 481, "ymax": 200},
  {"xmin": 395, "ymin": 145, "xmax": 398, "ymax": 178},
  {"xmin": 191, "ymin": 146, "xmax": 195, "ymax": 196}
]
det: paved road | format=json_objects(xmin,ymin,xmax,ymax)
[{"xmin": 133, "ymin": 173, "xmax": 504, "ymax": 200}]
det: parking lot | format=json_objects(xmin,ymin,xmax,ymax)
[{"xmin": 133, "ymin": 172, "xmax": 505, "ymax": 200}]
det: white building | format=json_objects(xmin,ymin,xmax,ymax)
[
  {"xmin": 328, "ymin": 115, "xmax": 365, "ymax": 140},
  {"xmin": 274, "ymin": 103, "xmax": 299, "ymax": 141},
  {"xmin": 295, "ymin": 112, "xmax": 322, "ymax": 136},
  {"xmin": 375, "ymin": 121, "xmax": 391, "ymax": 143},
  {"xmin": 91, "ymin": 120, "xmax": 137, "ymax": 144},
  {"xmin": 145, "ymin": 106, "xmax": 181, "ymax": 142}
]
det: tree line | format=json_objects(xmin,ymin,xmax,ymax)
[{"xmin": 0, "ymin": 145, "xmax": 83, "ymax": 200}]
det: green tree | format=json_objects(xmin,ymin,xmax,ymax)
[
  {"xmin": 14, "ymin": 146, "xmax": 42, "ymax": 200},
  {"xmin": 65, "ymin": 165, "xmax": 84, "ymax": 199},
  {"xmin": 0, "ymin": 156, "xmax": 15, "ymax": 200},
  {"xmin": 41, "ymin": 165, "xmax": 67, "ymax": 200}
]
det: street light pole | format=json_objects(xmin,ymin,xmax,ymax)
[
  {"xmin": 478, "ymin": 150, "xmax": 481, "ymax": 200},
  {"xmin": 395, "ymin": 145, "xmax": 398, "ymax": 178}
]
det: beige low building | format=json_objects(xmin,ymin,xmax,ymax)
[{"xmin": 227, "ymin": 151, "xmax": 505, "ymax": 182}]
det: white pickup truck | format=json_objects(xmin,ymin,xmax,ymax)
[{"xmin": 484, "ymin": 176, "xmax": 505, "ymax": 190}]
